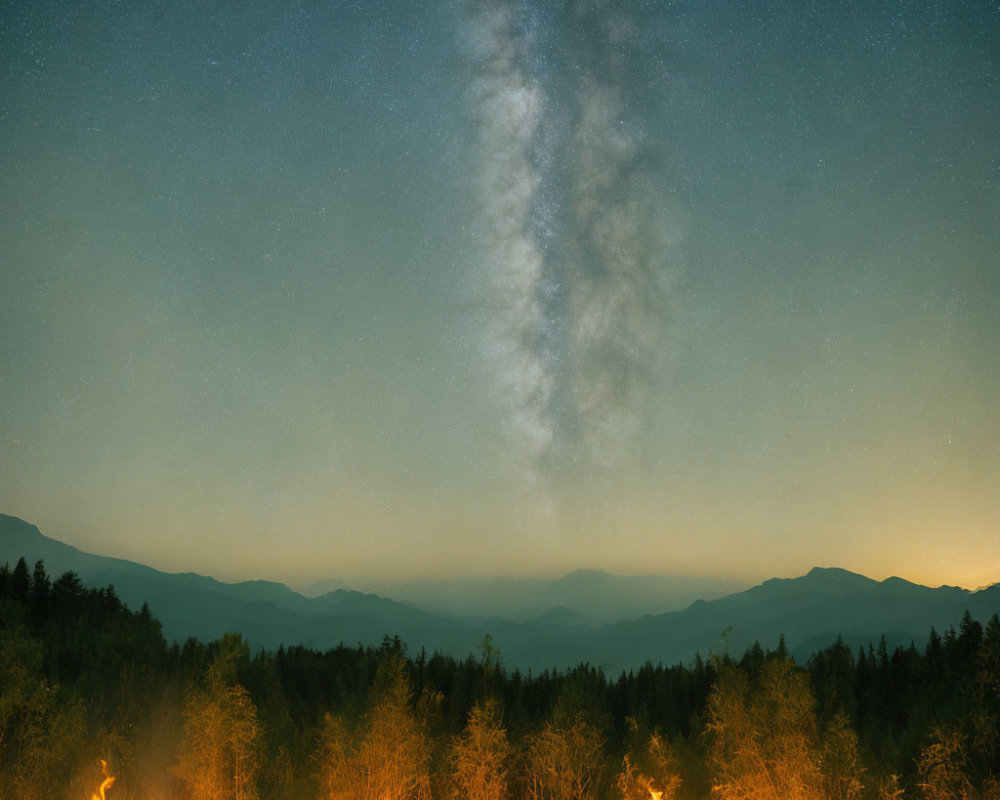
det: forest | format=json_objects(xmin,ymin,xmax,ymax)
[{"xmin": 1, "ymin": 557, "xmax": 998, "ymax": 800}]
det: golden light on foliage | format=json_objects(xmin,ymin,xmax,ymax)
[
  {"xmin": 706, "ymin": 658, "xmax": 827, "ymax": 800},
  {"xmin": 315, "ymin": 654, "xmax": 432, "ymax": 800},
  {"xmin": 616, "ymin": 719, "xmax": 681, "ymax": 800},
  {"xmin": 89, "ymin": 759, "xmax": 114, "ymax": 800},
  {"xmin": 525, "ymin": 709, "xmax": 605, "ymax": 800},
  {"xmin": 3, "ymin": 555, "xmax": 1000, "ymax": 800},
  {"xmin": 175, "ymin": 634, "xmax": 263, "ymax": 800},
  {"xmin": 452, "ymin": 698, "xmax": 511, "ymax": 800}
]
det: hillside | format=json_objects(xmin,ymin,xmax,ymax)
[{"xmin": 2, "ymin": 513, "xmax": 997, "ymax": 672}]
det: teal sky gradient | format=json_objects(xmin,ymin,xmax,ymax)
[{"xmin": 2, "ymin": 0, "xmax": 998, "ymax": 587}]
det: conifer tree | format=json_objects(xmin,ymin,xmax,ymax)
[
  {"xmin": 11, "ymin": 558, "xmax": 30, "ymax": 601},
  {"xmin": 316, "ymin": 653, "xmax": 430, "ymax": 800},
  {"xmin": 706, "ymin": 657, "xmax": 825, "ymax": 800},
  {"xmin": 359, "ymin": 654, "xmax": 431, "ymax": 800},
  {"xmin": 452, "ymin": 698, "xmax": 510, "ymax": 800},
  {"xmin": 916, "ymin": 726, "xmax": 971, "ymax": 800},
  {"xmin": 315, "ymin": 712, "xmax": 352, "ymax": 800},
  {"xmin": 524, "ymin": 709, "xmax": 606, "ymax": 800},
  {"xmin": 0, "ymin": 626, "xmax": 87, "ymax": 800},
  {"xmin": 820, "ymin": 713, "xmax": 865, "ymax": 800},
  {"xmin": 175, "ymin": 633, "xmax": 262, "ymax": 800},
  {"xmin": 615, "ymin": 717, "xmax": 681, "ymax": 800}
]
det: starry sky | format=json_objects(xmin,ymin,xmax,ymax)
[{"xmin": 2, "ymin": 0, "xmax": 998, "ymax": 588}]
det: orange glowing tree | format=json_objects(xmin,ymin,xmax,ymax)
[
  {"xmin": 706, "ymin": 657, "xmax": 825, "ymax": 800},
  {"xmin": 316, "ymin": 654, "xmax": 431, "ymax": 800},
  {"xmin": 175, "ymin": 633, "xmax": 262, "ymax": 800},
  {"xmin": 452, "ymin": 698, "xmax": 511, "ymax": 800},
  {"xmin": 616, "ymin": 718, "xmax": 682, "ymax": 800},
  {"xmin": 524, "ymin": 709, "xmax": 606, "ymax": 800}
]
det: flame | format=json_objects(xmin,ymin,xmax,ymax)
[
  {"xmin": 642, "ymin": 777, "xmax": 662, "ymax": 800},
  {"xmin": 89, "ymin": 759, "xmax": 115, "ymax": 800}
]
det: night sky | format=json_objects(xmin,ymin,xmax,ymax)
[{"xmin": 2, "ymin": 0, "xmax": 998, "ymax": 587}]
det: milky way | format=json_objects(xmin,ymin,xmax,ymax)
[
  {"xmin": 1, "ymin": 0, "xmax": 997, "ymax": 584},
  {"xmin": 467, "ymin": 3, "xmax": 554, "ymax": 491},
  {"xmin": 468, "ymin": 0, "xmax": 681, "ymax": 501}
]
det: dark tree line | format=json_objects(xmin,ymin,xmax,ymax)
[{"xmin": 1, "ymin": 557, "xmax": 998, "ymax": 800}]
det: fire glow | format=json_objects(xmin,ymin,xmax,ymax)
[{"xmin": 90, "ymin": 759, "xmax": 114, "ymax": 800}]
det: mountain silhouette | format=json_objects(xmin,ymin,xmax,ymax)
[
  {"xmin": 2, "ymin": 513, "xmax": 996, "ymax": 673},
  {"xmin": 333, "ymin": 568, "xmax": 745, "ymax": 622}
]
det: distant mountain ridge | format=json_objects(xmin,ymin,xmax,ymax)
[
  {"xmin": 333, "ymin": 568, "xmax": 747, "ymax": 622},
  {"xmin": 0, "ymin": 514, "xmax": 467, "ymax": 649},
  {"xmin": 572, "ymin": 566, "xmax": 1000, "ymax": 671},
  {"xmin": 2, "ymin": 513, "xmax": 997, "ymax": 674}
]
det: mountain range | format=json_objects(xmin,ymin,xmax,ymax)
[
  {"xmin": 308, "ymin": 570, "xmax": 747, "ymax": 623},
  {"xmin": 2, "ymin": 513, "xmax": 997, "ymax": 673}
]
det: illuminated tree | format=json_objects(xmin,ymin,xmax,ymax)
[
  {"xmin": 820, "ymin": 713, "xmax": 865, "ymax": 800},
  {"xmin": 175, "ymin": 633, "xmax": 262, "ymax": 800},
  {"xmin": 524, "ymin": 710, "xmax": 606, "ymax": 800},
  {"xmin": 452, "ymin": 698, "xmax": 510, "ymax": 800},
  {"xmin": 0, "ymin": 626, "xmax": 86, "ymax": 800},
  {"xmin": 316, "ymin": 654, "xmax": 430, "ymax": 800},
  {"xmin": 359, "ymin": 655, "xmax": 431, "ymax": 800},
  {"xmin": 706, "ymin": 657, "xmax": 824, "ymax": 800},
  {"xmin": 315, "ymin": 712, "xmax": 352, "ymax": 800},
  {"xmin": 616, "ymin": 718, "xmax": 681, "ymax": 800},
  {"xmin": 973, "ymin": 616, "xmax": 1000, "ymax": 797},
  {"xmin": 874, "ymin": 773, "xmax": 906, "ymax": 800},
  {"xmin": 917, "ymin": 726, "xmax": 971, "ymax": 800}
]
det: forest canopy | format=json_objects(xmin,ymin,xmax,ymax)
[{"xmin": 1, "ymin": 557, "xmax": 998, "ymax": 800}]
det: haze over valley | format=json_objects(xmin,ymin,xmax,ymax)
[{"xmin": 4, "ymin": 513, "xmax": 995, "ymax": 674}]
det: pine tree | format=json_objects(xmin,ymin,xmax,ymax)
[
  {"xmin": 820, "ymin": 713, "xmax": 865, "ymax": 800},
  {"xmin": 316, "ymin": 654, "xmax": 430, "ymax": 800},
  {"xmin": 11, "ymin": 558, "xmax": 30, "ymax": 601},
  {"xmin": 524, "ymin": 709, "xmax": 606, "ymax": 800},
  {"xmin": 706, "ymin": 658, "xmax": 825, "ymax": 800},
  {"xmin": 452, "ymin": 698, "xmax": 510, "ymax": 800},
  {"xmin": 360, "ymin": 655, "xmax": 431, "ymax": 800},
  {"xmin": 615, "ymin": 717, "xmax": 681, "ymax": 800},
  {"xmin": 916, "ymin": 726, "xmax": 971, "ymax": 800},
  {"xmin": 175, "ymin": 633, "xmax": 262, "ymax": 800}
]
